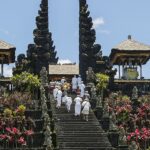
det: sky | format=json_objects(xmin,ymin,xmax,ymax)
[{"xmin": 0, "ymin": 0, "xmax": 150, "ymax": 78}]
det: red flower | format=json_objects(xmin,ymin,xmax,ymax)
[
  {"xmin": 12, "ymin": 127, "xmax": 20, "ymax": 135},
  {"xmin": 135, "ymin": 129, "xmax": 140, "ymax": 136},
  {"xmin": 18, "ymin": 137, "xmax": 26, "ymax": 145},
  {"xmin": 127, "ymin": 135, "xmax": 131, "ymax": 141},
  {"xmin": 6, "ymin": 127, "xmax": 11, "ymax": 133},
  {"xmin": 0, "ymin": 134, "xmax": 7, "ymax": 140},
  {"xmin": 6, "ymin": 135, "xmax": 13, "ymax": 142},
  {"xmin": 24, "ymin": 130, "xmax": 34, "ymax": 136}
]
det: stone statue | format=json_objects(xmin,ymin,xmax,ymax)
[
  {"xmin": 102, "ymin": 100, "xmax": 109, "ymax": 118},
  {"xmin": 42, "ymin": 102, "xmax": 48, "ymax": 118},
  {"xmin": 132, "ymin": 86, "xmax": 138, "ymax": 100},
  {"xmin": 44, "ymin": 125, "xmax": 53, "ymax": 149},
  {"xmin": 86, "ymin": 67, "xmax": 96, "ymax": 85},
  {"xmin": 90, "ymin": 84, "xmax": 97, "ymax": 100},
  {"xmin": 96, "ymin": 95, "xmax": 102, "ymax": 108},
  {"xmin": 118, "ymin": 126, "xmax": 127, "ymax": 146},
  {"xmin": 40, "ymin": 85, "xmax": 45, "ymax": 96},
  {"xmin": 40, "ymin": 67, "xmax": 48, "ymax": 86},
  {"xmin": 129, "ymin": 141, "xmax": 138, "ymax": 150},
  {"xmin": 109, "ymin": 110, "xmax": 118, "ymax": 131},
  {"xmin": 43, "ymin": 113, "xmax": 51, "ymax": 130}
]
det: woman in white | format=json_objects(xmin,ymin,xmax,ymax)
[
  {"xmin": 53, "ymin": 86, "xmax": 58, "ymax": 100},
  {"xmin": 72, "ymin": 75, "xmax": 77, "ymax": 92},
  {"xmin": 56, "ymin": 87, "xmax": 62, "ymax": 109},
  {"xmin": 82, "ymin": 98, "xmax": 91, "ymax": 121},
  {"xmin": 79, "ymin": 81, "xmax": 85, "ymax": 98},
  {"xmin": 65, "ymin": 96, "xmax": 72, "ymax": 112},
  {"xmin": 74, "ymin": 95, "xmax": 82, "ymax": 116},
  {"xmin": 77, "ymin": 75, "xmax": 82, "ymax": 87}
]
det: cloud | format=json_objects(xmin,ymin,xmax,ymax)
[
  {"xmin": 97, "ymin": 29, "xmax": 110, "ymax": 35},
  {"xmin": 1, "ymin": 65, "xmax": 13, "ymax": 77},
  {"xmin": 0, "ymin": 28, "xmax": 16, "ymax": 39},
  {"xmin": 57, "ymin": 59, "xmax": 72, "ymax": 65},
  {"xmin": 93, "ymin": 17, "xmax": 105, "ymax": 29}
]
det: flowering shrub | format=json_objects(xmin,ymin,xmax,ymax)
[
  {"xmin": 115, "ymin": 104, "xmax": 132, "ymax": 122},
  {"xmin": 0, "ymin": 106, "xmax": 34, "ymax": 148},
  {"xmin": 3, "ymin": 108, "xmax": 12, "ymax": 117},
  {"xmin": 11, "ymin": 72, "xmax": 40, "ymax": 92},
  {"xmin": 15, "ymin": 105, "xmax": 26, "ymax": 116},
  {"xmin": 127, "ymin": 128, "xmax": 150, "ymax": 149}
]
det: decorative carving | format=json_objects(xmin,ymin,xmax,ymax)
[
  {"xmin": 118, "ymin": 126, "xmax": 127, "ymax": 146},
  {"xmin": 86, "ymin": 67, "xmax": 96, "ymax": 84},
  {"xmin": 109, "ymin": 110, "xmax": 118, "ymax": 131},
  {"xmin": 40, "ymin": 67, "xmax": 48, "ymax": 86},
  {"xmin": 132, "ymin": 86, "xmax": 138, "ymax": 100},
  {"xmin": 26, "ymin": 0, "xmax": 58, "ymax": 74},
  {"xmin": 79, "ymin": 0, "xmax": 102, "ymax": 82}
]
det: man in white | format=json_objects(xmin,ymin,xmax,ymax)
[
  {"xmin": 72, "ymin": 75, "xmax": 77, "ymax": 92},
  {"xmin": 82, "ymin": 98, "xmax": 91, "ymax": 121},
  {"xmin": 62, "ymin": 93, "xmax": 68, "ymax": 103},
  {"xmin": 65, "ymin": 96, "xmax": 72, "ymax": 112},
  {"xmin": 77, "ymin": 75, "xmax": 82, "ymax": 87},
  {"xmin": 53, "ymin": 86, "xmax": 58, "ymax": 100},
  {"xmin": 79, "ymin": 81, "xmax": 85, "ymax": 98},
  {"xmin": 74, "ymin": 95, "xmax": 82, "ymax": 116},
  {"xmin": 61, "ymin": 77, "xmax": 66, "ymax": 85},
  {"xmin": 56, "ymin": 87, "xmax": 62, "ymax": 109}
]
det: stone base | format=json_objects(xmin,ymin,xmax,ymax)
[
  {"xmin": 108, "ymin": 131, "xmax": 119, "ymax": 147},
  {"xmin": 95, "ymin": 107, "xmax": 103, "ymax": 120},
  {"xmin": 100, "ymin": 117, "xmax": 109, "ymax": 131}
]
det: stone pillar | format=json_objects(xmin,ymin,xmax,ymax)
[
  {"xmin": 140, "ymin": 64, "xmax": 142, "ymax": 79},
  {"xmin": 122, "ymin": 65, "xmax": 124, "ymax": 79},
  {"xmin": 1, "ymin": 59, "xmax": 4, "ymax": 77},
  {"xmin": 118, "ymin": 65, "xmax": 120, "ymax": 79}
]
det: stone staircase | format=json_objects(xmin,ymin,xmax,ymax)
[{"xmin": 50, "ymin": 95, "xmax": 114, "ymax": 150}]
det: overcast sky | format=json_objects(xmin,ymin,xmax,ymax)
[{"xmin": 0, "ymin": 0, "xmax": 150, "ymax": 78}]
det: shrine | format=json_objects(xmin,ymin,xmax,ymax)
[
  {"xmin": 0, "ymin": 40, "xmax": 15, "ymax": 77},
  {"xmin": 110, "ymin": 35, "xmax": 150, "ymax": 94}
]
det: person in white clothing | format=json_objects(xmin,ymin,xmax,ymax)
[
  {"xmin": 82, "ymin": 98, "xmax": 91, "ymax": 121},
  {"xmin": 65, "ymin": 96, "xmax": 72, "ymax": 112},
  {"xmin": 53, "ymin": 86, "xmax": 58, "ymax": 100},
  {"xmin": 62, "ymin": 93, "xmax": 68, "ymax": 103},
  {"xmin": 79, "ymin": 81, "xmax": 85, "ymax": 98},
  {"xmin": 56, "ymin": 87, "xmax": 62, "ymax": 109},
  {"xmin": 72, "ymin": 75, "xmax": 78, "ymax": 92},
  {"xmin": 77, "ymin": 75, "xmax": 82, "ymax": 87},
  {"xmin": 61, "ymin": 77, "xmax": 66, "ymax": 85},
  {"xmin": 74, "ymin": 95, "xmax": 82, "ymax": 116}
]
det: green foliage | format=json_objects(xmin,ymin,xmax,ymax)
[
  {"xmin": 96, "ymin": 73, "xmax": 109, "ymax": 91},
  {"xmin": 11, "ymin": 72, "xmax": 40, "ymax": 92}
]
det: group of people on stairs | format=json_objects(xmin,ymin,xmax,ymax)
[{"xmin": 52, "ymin": 76, "xmax": 91, "ymax": 121}]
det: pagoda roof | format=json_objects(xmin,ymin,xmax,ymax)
[
  {"xmin": 0, "ymin": 40, "xmax": 16, "ymax": 63},
  {"xmin": 0, "ymin": 40, "xmax": 15, "ymax": 50},
  {"xmin": 109, "ymin": 36, "xmax": 150, "ymax": 65},
  {"xmin": 112, "ymin": 35, "xmax": 150, "ymax": 51}
]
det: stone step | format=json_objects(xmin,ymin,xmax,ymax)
[
  {"xmin": 50, "ymin": 94, "xmax": 113, "ymax": 149},
  {"xmin": 59, "ymin": 142, "xmax": 112, "ymax": 147},
  {"xmin": 58, "ymin": 137, "xmax": 109, "ymax": 142},
  {"xmin": 56, "ymin": 122, "xmax": 100, "ymax": 125},
  {"xmin": 60, "ymin": 147, "xmax": 114, "ymax": 150},
  {"xmin": 57, "ymin": 126, "xmax": 102, "ymax": 131},
  {"xmin": 0, "ymin": 148, "xmax": 45, "ymax": 150}
]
